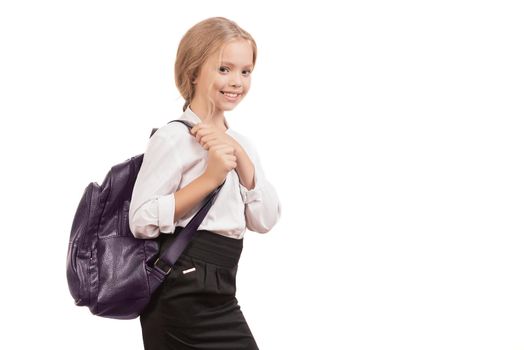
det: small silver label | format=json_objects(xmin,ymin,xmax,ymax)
[{"xmin": 182, "ymin": 267, "xmax": 196, "ymax": 274}]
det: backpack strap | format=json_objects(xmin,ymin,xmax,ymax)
[
  {"xmin": 150, "ymin": 119, "xmax": 225, "ymax": 275},
  {"xmin": 153, "ymin": 179, "xmax": 225, "ymax": 275},
  {"xmin": 150, "ymin": 119, "xmax": 195, "ymax": 138}
]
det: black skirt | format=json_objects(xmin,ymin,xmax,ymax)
[{"xmin": 140, "ymin": 226, "xmax": 259, "ymax": 350}]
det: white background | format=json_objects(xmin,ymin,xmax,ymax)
[{"xmin": 1, "ymin": 0, "xmax": 523, "ymax": 349}]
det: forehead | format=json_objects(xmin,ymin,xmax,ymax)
[{"xmin": 217, "ymin": 40, "xmax": 254, "ymax": 67}]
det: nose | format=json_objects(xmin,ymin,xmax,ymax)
[
  {"xmin": 230, "ymin": 81, "xmax": 242, "ymax": 88},
  {"xmin": 230, "ymin": 73, "xmax": 242, "ymax": 88}
]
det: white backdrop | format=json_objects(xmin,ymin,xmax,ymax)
[{"xmin": 1, "ymin": 1, "xmax": 523, "ymax": 349}]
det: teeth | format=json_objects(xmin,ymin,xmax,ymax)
[{"xmin": 222, "ymin": 92, "xmax": 240, "ymax": 97}]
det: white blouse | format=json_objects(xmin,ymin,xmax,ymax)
[{"xmin": 128, "ymin": 107, "xmax": 282, "ymax": 240}]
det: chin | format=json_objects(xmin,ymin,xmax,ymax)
[{"xmin": 217, "ymin": 101, "xmax": 240, "ymax": 112}]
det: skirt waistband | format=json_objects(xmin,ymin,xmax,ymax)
[{"xmin": 158, "ymin": 226, "xmax": 243, "ymax": 267}]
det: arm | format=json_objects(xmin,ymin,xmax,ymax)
[
  {"xmin": 233, "ymin": 143, "xmax": 256, "ymax": 190},
  {"xmin": 233, "ymin": 138, "xmax": 282, "ymax": 233},
  {"xmin": 129, "ymin": 127, "xmax": 218, "ymax": 239},
  {"xmin": 173, "ymin": 174, "xmax": 217, "ymax": 222}
]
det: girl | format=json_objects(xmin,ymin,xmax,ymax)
[{"xmin": 129, "ymin": 17, "xmax": 281, "ymax": 349}]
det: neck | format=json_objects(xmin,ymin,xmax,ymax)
[{"xmin": 189, "ymin": 97, "xmax": 227, "ymax": 131}]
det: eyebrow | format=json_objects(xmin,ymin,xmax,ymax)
[{"xmin": 221, "ymin": 61, "xmax": 254, "ymax": 69}]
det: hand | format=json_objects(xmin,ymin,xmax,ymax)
[
  {"xmin": 190, "ymin": 123, "xmax": 238, "ymax": 152},
  {"xmin": 203, "ymin": 144, "xmax": 237, "ymax": 186}
]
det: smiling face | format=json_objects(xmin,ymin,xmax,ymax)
[{"xmin": 191, "ymin": 39, "xmax": 254, "ymax": 120}]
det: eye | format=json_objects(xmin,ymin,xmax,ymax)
[
  {"xmin": 219, "ymin": 66, "xmax": 230, "ymax": 73},
  {"xmin": 242, "ymin": 70, "xmax": 252, "ymax": 76}
]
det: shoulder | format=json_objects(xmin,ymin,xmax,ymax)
[{"xmin": 150, "ymin": 120, "xmax": 193, "ymax": 146}]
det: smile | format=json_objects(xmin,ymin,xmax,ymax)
[
  {"xmin": 220, "ymin": 91, "xmax": 242, "ymax": 100},
  {"xmin": 220, "ymin": 91, "xmax": 241, "ymax": 97}
]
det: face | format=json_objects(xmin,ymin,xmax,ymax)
[{"xmin": 193, "ymin": 39, "xmax": 254, "ymax": 116}]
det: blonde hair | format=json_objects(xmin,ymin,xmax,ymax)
[{"xmin": 174, "ymin": 17, "xmax": 257, "ymax": 117}]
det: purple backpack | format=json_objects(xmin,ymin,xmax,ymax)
[{"xmin": 66, "ymin": 120, "xmax": 224, "ymax": 319}]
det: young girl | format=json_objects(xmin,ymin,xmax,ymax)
[{"xmin": 128, "ymin": 17, "xmax": 281, "ymax": 349}]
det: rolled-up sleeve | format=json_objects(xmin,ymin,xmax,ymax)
[
  {"xmin": 239, "ymin": 140, "xmax": 281, "ymax": 233},
  {"xmin": 129, "ymin": 128, "xmax": 183, "ymax": 239}
]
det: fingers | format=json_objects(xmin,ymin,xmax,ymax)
[
  {"xmin": 190, "ymin": 123, "xmax": 205, "ymax": 135},
  {"xmin": 191, "ymin": 125, "xmax": 228, "ymax": 149},
  {"xmin": 193, "ymin": 129, "xmax": 214, "ymax": 143},
  {"xmin": 200, "ymin": 134, "xmax": 219, "ymax": 145},
  {"xmin": 204, "ymin": 138, "xmax": 231, "ymax": 150},
  {"xmin": 191, "ymin": 123, "xmax": 218, "ymax": 139},
  {"xmin": 209, "ymin": 144, "xmax": 235, "ymax": 154},
  {"xmin": 191, "ymin": 122, "xmax": 211, "ymax": 133},
  {"xmin": 224, "ymin": 155, "xmax": 237, "ymax": 169}
]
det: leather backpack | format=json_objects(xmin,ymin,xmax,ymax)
[{"xmin": 66, "ymin": 120, "xmax": 224, "ymax": 319}]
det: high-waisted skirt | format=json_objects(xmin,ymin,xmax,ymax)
[{"xmin": 140, "ymin": 226, "xmax": 259, "ymax": 350}]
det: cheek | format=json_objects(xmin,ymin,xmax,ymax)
[
  {"xmin": 214, "ymin": 77, "xmax": 228, "ymax": 90},
  {"xmin": 243, "ymin": 77, "xmax": 252, "ymax": 90}
]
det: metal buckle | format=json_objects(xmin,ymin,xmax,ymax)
[{"xmin": 153, "ymin": 258, "xmax": 172, "ymax": 275}]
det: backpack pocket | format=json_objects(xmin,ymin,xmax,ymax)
[{"xmin": 66, "ymin": 242, "xmax": 91, "ymax": 307}]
